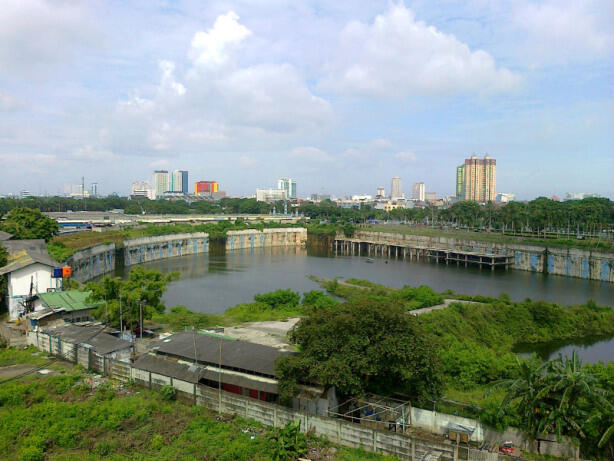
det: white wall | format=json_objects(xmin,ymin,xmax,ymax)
[{"xmin": 8, "ymin": 263, "xmax": 58, "ymax": 320}]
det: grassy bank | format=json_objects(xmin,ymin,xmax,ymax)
[
  {"xmin": 48, "ymin": 221, "xmax": 303, "ymax": 262},
  {"xmin": 0, "ymin": 349, "xmax": 395, "ymax": 461},
  {"xmin": 368, "ymin": 225, "xmax": 614, "ymax": 251}
]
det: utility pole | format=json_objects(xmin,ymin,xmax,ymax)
[
  {"xmin": 119, "ymin": 292, "xmax": 123, "ymax": 336},
  {"xmin": 139, "ymin": 300, "xmax": 143, "ymax": 339},
  {"xmin": 218, "ymin": 336, "xmax": 222, "ymax": 413}
]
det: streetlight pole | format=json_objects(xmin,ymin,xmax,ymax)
[{"xmin": 139, "ymin": 300, "xmax": 143, "ymax": 339}]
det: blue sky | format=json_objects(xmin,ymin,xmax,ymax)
[{"xmin": 0, "ymin": 0, "xmax": 612, "ymax": 200}]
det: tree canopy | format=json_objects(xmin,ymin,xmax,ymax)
[
  {"xmin": 0, "ymin": 207, "xmax": 59, "ymax": 241},
  {"xmin": 275, "ymin": 298, "xmax": 443, "ymax": 404},
  {"xmin": 85, "ymin": 267, "xmax": 178, "ymax": 332}
]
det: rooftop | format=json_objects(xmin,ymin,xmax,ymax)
[
  {"xmin": 44, "ymin": 324, "xmax": 132, "ymax": 355},
  {"xmin": 0, "ymin": 239, "xmax": 59, "ymax": 275},
  {"xmin": 38, "ymin": 290, "xmax": 103, "ymax": 312},
  {"xmin": 154, "ymin": 331, "xmax": 293, "ymax": 378}
]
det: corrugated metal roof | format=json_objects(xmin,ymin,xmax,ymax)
[
  {"xmin": 0, "ymin": 239, "xmax": 59, "ymax": 275},
  {"xmin": 38, "ymin": 290, "xmax": 103, "ymax": 312},
  {"xmin": 44, "ymin": 324, "xmax": 132, "ymax": 355},
  {"xmin": 154, "ymin": 331, "xmax": 293, "ymax": 378}
]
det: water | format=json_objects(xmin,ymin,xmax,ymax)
[
  {"xmin": 120, "ymin": 245, "xmax": 614, "ymax": 363},
  {"xmin": 513, "ymin": 335, "xmax": 614, "ymax": 364}
]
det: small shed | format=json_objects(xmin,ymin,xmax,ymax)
[
  {"xmin": 28, "ymin": 290, "xmax": 103, "ymax": 328},
  {"xmin": 447, "ymin": 423, "xmax": 475, "ymax": 444}
]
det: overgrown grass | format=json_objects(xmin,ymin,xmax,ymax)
[
  {"xmin": 0, "ymin": 345, "xmax": 50, "ymax": 367},
  {"xmin": 1, "ymin": 362, "xmax": 397, "ymax": 461}
]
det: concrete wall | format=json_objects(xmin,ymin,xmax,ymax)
[
  {"xmin": 350, "ymin": 230, "xmax": 614, "ymax": 282},
  {"xmin": 68, "ymin": 243, "xmax": 116, "ymax": 283},
  {"xmin": 226, "ymin": 228, "xmax": 307, "ymax": 251},
  {"xmin": 123, "ymin": 232, "xmax": 209, "ymax": 266}
]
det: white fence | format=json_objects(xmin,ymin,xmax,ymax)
[{"xmin": 27, "ymin": 330, "xmax": 516, "ymax": 461}]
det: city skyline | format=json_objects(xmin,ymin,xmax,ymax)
[{"xmin": 0, "ymin": 1, "xmax": 612, "ymax": 199}]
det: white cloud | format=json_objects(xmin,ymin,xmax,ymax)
[
  {"xmin": 289, "ymin": 146, "xmax": 333, "ymax": 163},
  {"xmin": 159, "ymin": 61, "xmax": 186, "ymax": 96},
  {"xmin": 394, "ymin": 151, "xmax": 417, "ymax": 163},
  {"xmin": 0, "ymin": 0, "xmax": 96, "ymax": 77},
  {"xmin": 514, "ymin": 1, "xmax": 613, "ymax": 64},
  {"xmin": 321, "ymin": 4, "xmax": 521, "ymax": 97},
  {"xmin": 188, "ymin": 11, "xmax": 251, "ymax": 68}
]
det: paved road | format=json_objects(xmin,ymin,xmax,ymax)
[
  {"xmin": 409, "ymin": 299, "xmax": 475, "ymax": 316},
  {"xmin": 0, "ymin": 364, "xmax": 36, "ymax": 379}
]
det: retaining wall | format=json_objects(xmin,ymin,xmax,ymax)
[
  {"xmin": 350, "ymin": 231, "xmax": 614, "ymax": 282},
  {"xmin": 226, "ymin": 228, "xmax": 307, "ymax": 251},
  {"xmin": 67, "ymin": 243, "xmax": 116, "ymax": 283},
  {"xmin": 123, "ymin": 233, "xmax": 209, "ymax": 266}
]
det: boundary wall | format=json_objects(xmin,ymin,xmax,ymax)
[
  {"xmin": 348, "ymin": 231, "xmax": 614, "ymax": 282},
  {"xmin": 68, "ymin": 243, "xmax": 116, "ymax": 283},
  {"xmin": 226, "ymin": 228, "xmax": 307, "ymax": 251},
  {"xmin": 27, "ymin": 330, "xmax": 523, "ymax": 461},
  {"xmin": 64, "ymin": 228, "xmax": 307, "ymax": 283},
  {"xmin": 123, "ymin": 233, "xmax": 209, "ymax": 266}
]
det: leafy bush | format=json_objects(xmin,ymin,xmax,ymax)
[
  {"xmin": 254, "ymin": 289, "xmax": 300, "ymax": 308},
  {"xmin": 267, "ymin": 421, "xmax": 308, "ymax": 461},
  {"xmin": 160, "ymin": 385, "xmax": 176, "ymax": 401}
]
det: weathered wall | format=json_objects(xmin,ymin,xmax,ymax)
[
  {"xmin": 123, "ymin": 233, "xmax": 209, "ymax": 266},
  {"xmin": 349, "ymin": 230, "xmax": 614, "ymax": 282},
  {"xmin": 68, "ymin": 243, "xmax": 116, "ymax": 283},
  {"xmin": 226, "ymin": 228, "xmax": 307, "ymax": 251}
]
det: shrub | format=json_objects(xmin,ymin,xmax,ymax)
[
  {"xmin": 160, "ymin": 385, "xmax": 176, "ymax": 401},
  {"xmin": 19, "ymin": 445, "xmax": 44, "ymax": 461}
]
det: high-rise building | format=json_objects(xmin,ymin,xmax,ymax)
[
  {"xmin": 195, "ymin": 181, "xmax": 219, "ymax": 195},
  {"xmin": 277, "ymin": 178, "xmax": 297, "ymax": 199},
  {"xmin": 390, "ymin": 176, "xmax": 403, "ymax": 200},
  {"xmin": 131, "ymin": 181, "xmax": 153, "ymax": 199},
  {"xmin": 152, "ymin": 170, "xmax": 169, "ymax": 199},
  {"xmin": 172, "ymin": 170, "xmax": 188, "ymax": 194},
  {"xmin": 412, "ymin": 182, "xmax": 425, "ymax": 201},
  {"xmin": 256, "ymin": 188, "xmax": 287, "ymax": 202},
  {"xmin": 376, "ymin": 187, "xmax": 385, "ymax": 198},
  {"xmin": 456, "ymin": 155, "xmax": 496, "ymax": 203},
  {"xmin": 90, "ymin": 183, "xmax": 98, "ymax": 197}
]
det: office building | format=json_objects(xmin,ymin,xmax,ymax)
[
  {"xmin": 131, "ymin": 181, "xmax": 153, "ymax": 199},
  {"xmin": 171, "ymin": 170, "xmax": 188, "ymax": 194},
  {"xmin": 390, "ymin": 177, "xmax": 403, "ymax": 200},
  {"xmin": 152, "ymin": 170, "xmax": 169, "ymax": 199},
  {"xmin": 256, "ymin": 188, "xmax": 287, "ymax": 202},
  {"xmin": 412, "ymin": 182, "xmax": 425, "ymax": 202},
  {"xmin": 277, "ymin": 178, "xmax": 297, "ymax": 199},
  {"xmin": 376, "ymin": 187, "xmax": 385, "ymax": 198},
  {"xmin": 496, "ymin": 193, "xmax": 515, "ymax": 203},
  {"xmin": 195, "ymin": 181, "xmax": 219, "ymax": 195},
  {"xmin": 425, "ymin": 192, "xmax": 438, "ymax": 202},
  {"xmin": 456, "ymin": 155, "xmax": 496, "ymax": 203}
]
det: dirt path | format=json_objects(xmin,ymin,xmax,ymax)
[{"xmin": 0, "ymin": 364, "xmax": 36, "ymax": 379}]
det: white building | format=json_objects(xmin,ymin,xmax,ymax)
[
  {"xmin": 152, "ymin": 170, "xmax": 169, "ymax": 199},
  {"xmin": 412, "ymin": 182, "xmax": 425, "ymax": 202},
  {"xmin": 171, "ymin": 170, "xmax": 188, "ymax": 194},
  {"xmin": 256, "ymin": 188, "xmax": 287, "ymax": 202},
  {"xmin": 0, "ymin": 240, "xmax": 61, "ymax": 321},
  {"xmin": 496, "ymin": 193, "xmax": 516, "ymax": 203},
  {"xmin": 277, "ymin": 178, "xmax": 297, "ymax": 199},
  {"xmin": 390, "ymin": 177, "xmax": 403, "ymax": 200},
  {"xmin": 131, "ymin": 181, "xmax": 154, "ymax": 199}
]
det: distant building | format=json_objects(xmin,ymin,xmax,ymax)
[
  {"xmin": 496, "ymin": 193, "xmax": 515, "ymax": 203},
  {"xmin": 412, "ymin": 182, "xmax": 425, "ymax": 202},
  {"xmin": 90, "ymin": 183, "xmax": 98, "ymax": 197},
  {"xmin": 278, "ymin": 178, "xmax": 297, "ymax": 199},
  {"xmin": 20, "ymin": 189, "xmax": 31, "ymax": 199},
  {"xmin": 195, "ymin": 181, "xmax": 219, "ymax": 196},
  {"xmin": 131, "ymin": 181, "xmax": 153, "ymax": 199},
  {"xmin": 152, "ymin": 170, "xmax": 169, "ymax": 199},
  {"xmin": 390, "ymin": 177, "xmax": 403, "ymax": 200},
  {"xmin": 256, "ymin": 188, "xmax": 287, "ymax": 202},
  {"xmin": 171, "ymin": 170, "xmax": 188, "ymax": 194},
  {"xmin": 310, "ymin": 193, "xmax": 331, "ymax": 202},
  {"xmin": 376, "ymin": 187, "xmax": 385, "ymax": 198},
  {"xmin": 456, "ymin": 155, "xmax": 496, "ymax": 203},
  {"xmin": 565, "ymin": 192, "xmax": 599, "ymax": 200},
  {"xmin": 425, "ymin": 192, "xmax": 438, "ymax": 203}
]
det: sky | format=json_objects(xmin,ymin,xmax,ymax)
[{"xmin": 0, "ymin": 0, "xmax": 612, "ymax": 200}]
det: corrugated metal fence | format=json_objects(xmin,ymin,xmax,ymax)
[{"xmin": 27, "ymin": 331, "xmax": 511, "ymax": 461}]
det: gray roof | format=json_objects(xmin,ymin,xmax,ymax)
[
  {"xmin": 0, "ymin": 231, "xmax": 12, "ymax": 241},
  {"xmin": 134, "ymin": 352, "xmax": 280, "ymax": 393},
  {"xmin": 0, "ymin": 239, "xmax": 60, "ymax": 275},
  {"xmin": 154, "ymin": 331, "xmax": 293, "ymax": 378},
  {"xmin": 44, "ymin": 324, "xmax": 132, "ymax": 355}
]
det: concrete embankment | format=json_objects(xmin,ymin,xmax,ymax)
[
  {"xmin": 68, "ymin": 228, "xmax": 307, "ymax": 283},
  {"xmin": 337, "ymin": 230, "xmax": 614, "ymax": 282}
]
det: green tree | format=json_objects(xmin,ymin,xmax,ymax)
[
  {"xmin": 276, "ymin": 298, "xmax": 443, "ymax": 404},
  {"xmin": 0, "ymin": 207, "xmax": 59, "ymax": 241},
  {"xmin": 85, "ymin": 267, "xmax": 178, "ymax": 331}
]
